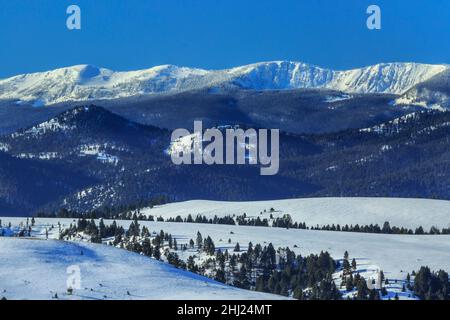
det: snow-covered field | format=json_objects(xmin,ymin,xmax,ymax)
[
  {"xmin": 143, "ymin": 197, "xmax": 450, "ymax": 230},
  {"xmin": 2, "ymin": 215, "xmax": 450, "ymax": 299},
  {"xmin": 114, "ymin": 221, "xmax": 450, "ymax": 283},
  {"xmin": 2, "ymin": 197, "xmax": 449, "ymax": 300},
  {"xmin": 0, "ymin": 237, "xmax": 283, "ymax": 300}
]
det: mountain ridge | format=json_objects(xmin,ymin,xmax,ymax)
[{"xmin": 0, "ymin": 61, "xmax": 447, "ymax": 106}]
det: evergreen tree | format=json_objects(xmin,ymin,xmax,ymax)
[
  {"xmin": 255, "ymin": 276, "xmax": 266, "ymax": 293},
  {"xmin": 343, "ymin": 259, "xmax": 351, "ymax": 273},
  {"xmin": 196, "ymin": 231, "xmax": 203, "ymax": 249},
  {"xmin": 368, "ymin": 289, "xmax": 380, "ymax": 300},
  {"xmin": 382, "ymin": 221, "xmax": 391, "ymax": 233},
  {"xmin": 153, "ymin": 245, "xmax": 161, "ymax": 260},
  {"xmin": 351, "ymin": 258, "xmax": 357, "ymax": 270},
  {"xmin": 99, "ymin": 218, "xmax": 106, "ymax": 238},
  {"xmin": 356, "ymin": 278, "xmax": 369, "ymax": 300},
  {"xmin": 344, "ymin": 251, "xmax": 349, "ymax": 260},
  {"xmin": 187, "ymin": 256, "xmax": 198, "ymax": 272},
  {"xmin": 215, "ymin": 269, "xmax": 226, "ymax": 283},
  {"xmin": 345, "ymin": 274, "xmax": 354, "ymax": 291}
]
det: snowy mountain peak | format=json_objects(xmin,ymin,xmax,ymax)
[{"xmin": 0, "ymin": 61, "xmax": 447, "ymax": 106}]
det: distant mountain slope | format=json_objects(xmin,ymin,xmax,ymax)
[
  {"xmin": 0, "ymin": 100, "xmax": 72, "ymax": 135},
  {"xmin": 0, "ymin": 61, "xmax": 446, "ymax": 106},
  {"xmin": 1, "ymin": 105, "xmax": 169, "ymax": 160},
  {"xmin": 0, "ymin": 88, "xmax": 420, "ymax": 135},
  {"xmin": 0, "ymin": 151, "xmax": 94, "ymax": 215},
  {"xmin": 98, "ymin": 89, "xmax": 420, "ymax": 135},
  {"xmin": 0, "ymin": 237, "xmax": 282, "ymax": 300},
  {"xmin": 395, "ymin": 68, "xmax": 450, "ymax": 109},
  {"xmin": 0, "ymin": 106, "xmax": 315, "ymax": 214},
  {"xmin": 0, "ymin": 106, "xmax": 449, "ymax": 215}
]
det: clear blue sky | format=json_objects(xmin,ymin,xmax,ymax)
[{"xmin": 0, "ymin": 0, "xmax": 449, "ymax": 77}]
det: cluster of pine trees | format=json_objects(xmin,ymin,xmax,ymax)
[
  {"xmin": 413, "ymin": 266, "xmax": 449, "ymax": 300},
  {"xmin": 166, "ymin": 214, "xmax": 236, "ymax": 225},
  {"xmin": 60, "ymin": 218, "xmax": 342, "ymax": 299},
  {"xmin": 253, "ymin": 249, "xmax": 341, "ymax": 300},
  {"xmin": 339, "ymin": 251, "xmax": 385, "ymax": 300},
  {"xmin": 186, "ymin": 237, "xmax": 341, "ymax": 300},
  {"xmin": 60, "ymin": 218, "xmax": 125, "ymax": 243}
]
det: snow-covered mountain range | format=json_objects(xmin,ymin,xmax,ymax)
[{"xmin": 0, "ymin": 61, "xmax": 447, "ymax": 106}]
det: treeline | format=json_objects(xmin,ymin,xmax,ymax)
[
  {"xmin": 35, "ymin": 195, "xmax": 168, "ymax": 219},
  {"xmin": 37, "ymin": 207, "xmax": 450, "ymax": 235},
  {"xmin": 309, "ymin": 221, "xmax": 450, "ymax": 235},
  {"xmin": 153, "ymin": 212, "xmax": 450, "ymax": 235},
  {"xmin": 268, "ymin": 214, "xmax": 450, "ymax": 235},
  {"xmin": 166, "ymin": 214, "xmax": 236, "ymax": 225}
]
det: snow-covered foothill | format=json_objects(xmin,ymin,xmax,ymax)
[{"xmin": 0, "ymin": 237, "xmax": 283, "ymax": 300}]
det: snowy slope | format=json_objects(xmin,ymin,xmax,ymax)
[
  {"xmin": 131, "ymin": 221, "xmax": 449, "ymax": 300},
  {"xmin": 123, "ymin": 221, "xmax": 450, "ymax": 284},
  {"xmin": 0, "ymin": 237, "xmax": 283, "ymax": 300},
  {"xmin": 395, "ymin": 68, "xmax": 450, "ymax": 110},
  {"xmin": 3, "ymin": 217, "xmax": 450, "ymax": 297},
  {"xmin": 142, "ymin": 197, "xmax": 450, "ymax": 230},
  {"xmin": 0, "ymin": 61, "xmax": 446, "ymax": 106},
  {"xmin": 231, "ymin": 61, "xmax": 447, "ymax": 94}
]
